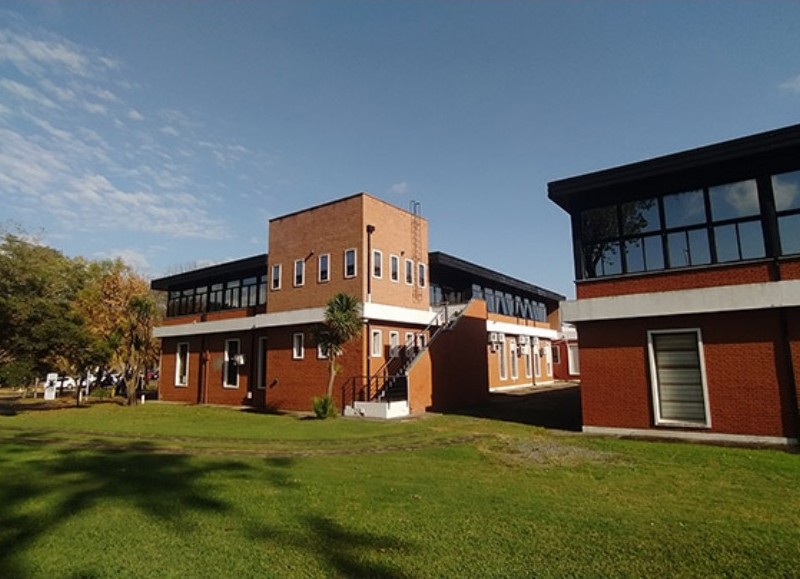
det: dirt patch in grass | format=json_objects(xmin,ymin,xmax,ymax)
[{"xmin": 481, "ymin": 435, "xmax": 619, "ymax": 468}]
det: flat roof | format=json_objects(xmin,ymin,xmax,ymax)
[
  {"xmin": 548, "ymin": 123, "xmax": 800, "ymax": 212},
  {"xmin": 269, "ymin": 192, "xmax": 426, "ymax": 223},
  {"xmin": 429, "ymin": 251, "xmax": 564, "ymax": 303},
  {"xmin": 150, "ymin": 253, "xmax": 268, "ymax": 291}
]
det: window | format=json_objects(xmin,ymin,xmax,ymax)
[
  {"xmin": 552, "ymin": 346, "xmax": 560, "ymax": 365},
  {"xmin": 648, "ymin": 329, "xmax": 709, "ymax": 427},
  {"xmin": 772, "ymin": 170, "xmax": 800, "ymax": 255},
  {"xmin": 568, "ymin": 344, "xmax": 580, "ymax": 375},
  {"xmin": 257, "ymin": 337, "xmax": 267, "ymax": 390},
  {"xmin": 544, "ymin": 341, "xmax": 552, "ymax": 376},
  {"xmin": 225, "ymin": 280, "xmax": 241, "ymax": 308},
  {"xmin": 498, "ymin": 338, "xmax": 507, "ymax": 380},
  {"xmin": 344, "ymin": 249, "xmax": 357, "ymax": 278},
  {"xmin": 390, "ymin": 255, "xmax": 400, "ymax": 282},
  {"xmin": 524, "ymin": 344, "xmax": 533, "ymax": 378},
  {"xmin": 418, "ymin": 263, "xmax": 426, "ymax": 288},
  {"xmin": 242, "ymin": 276, "xmax": 258, "ymax": 307},
  {"xmin": 371, "ymin": 330, "xmax": 382, "ymax": 358},
  {"xmin": 294, "ymin": 259, "xmax": 305, "ymax": 287},
  {"xmin": 405, "ymin": 332, "xmax": 415, "ymax": 350},
  {"xmin": 372, "ymin": 250, "xmax": 382, "ymax": 278},
  {"xmin": 317, "ymin": 342, "xmax": 327, "ymax": 359},
  {"xmin": 223, "ymin": 339, "xmax": 240, "ymax": 388},
  {"xmin": 534, "ymin": 345, "xmax": 541, "ymax": 378},
  {"xmin": 271, "ymin": 264, "xmax": 281, "ymax": 290},
  {"xmin": 318, "ymin": 254, "xmax": 330, "ymax": 282},
  {"xmin": 509, "ymin": 339, "xmax": 518, "ymax": 380},
  {"xmin": 405, "ymin": 259, "xmax": 414, "ymax": 285},
  {"xmin": 389, "ymin": 331, "xmax": 400, "ymax": 358},
  {"xmin": 175, "ymin": 342, "xmax": 189, "ymax": 386},
  {"xmin": 258, "ymin": 275, "xmax": 267, "ymax": 305},
  {"xmin": 292, "ymin": 333, "xmax": 304, "ymax": 360}
]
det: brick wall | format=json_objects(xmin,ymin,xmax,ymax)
[{"xmin": 578, "ymin": 309, "xmax": 798, "ymax": 438}]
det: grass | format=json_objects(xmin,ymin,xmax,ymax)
[{"xmin": 0, "ymin": 396, "xmax": 798, "ymax": 577}]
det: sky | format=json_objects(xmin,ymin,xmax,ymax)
[{"xmin": 1, "ymin": 1, "xmax": 800, "ymax": 298}]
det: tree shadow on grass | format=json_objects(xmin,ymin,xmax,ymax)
[
  {"xmin": 0, "ymin": 438, "xmax": 249, "ymax": 577},
  {"xmin": 248, "ymin": 514, "xmax": 413, "ymax": 578}
]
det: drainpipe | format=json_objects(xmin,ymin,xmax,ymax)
[{"xmin": 366, "ymin": 224, "xmax": 375, "ymax": 303}]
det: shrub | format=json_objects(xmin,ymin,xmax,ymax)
[{"xmin": 312, "ymin": 395, "xmax": 337, "ymax": 419}]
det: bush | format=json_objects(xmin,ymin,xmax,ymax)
[{"xmin": 312, "ymin": 395, "xmax": 337, "ymax": 419}]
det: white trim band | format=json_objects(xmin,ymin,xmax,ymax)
[
  {"xmin": 582, "ymin": 425, "xmax": 797, "ymax": 446},
  {"xmin": 562, "ymin": 279, "xmax": 800, "ymax": 323},
  {"xmin": 486, "ymin": 320, "xmax": 559, "ymax": 339}
]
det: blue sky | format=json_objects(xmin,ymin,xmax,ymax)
[{"xmin": 1, "ymin": 1, "xmax": 800, "ymax": 298}]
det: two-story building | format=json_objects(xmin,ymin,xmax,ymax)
[
  {"xmin": 152, "ymin": 193, "xmax": 566, "ymax": 417},
  {"xmin": 549, "ymin": 124, "xmax": 800, "ymax": 445}
]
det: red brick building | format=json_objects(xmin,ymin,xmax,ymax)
[
  {"xmin": 549, "ymin": 124, "xmax": 800, "ymax": 445},
  {"xmin": 152, "ymin": 193, "xmax": 565, "ymax": 417}
]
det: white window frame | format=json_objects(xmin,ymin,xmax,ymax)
[
  {"xmin": 404, "ymin": 258, "xmax": 414, "ymax": 285},
  {"xmin": 292, "ymin": 333, "xmax": 304, "ymax": 360},
  {"xmin": 509, "ymin": 338, "xmax": 518, "ymax": 380},
  {"xmin": 389, "ymin": 331, "xmax": 400, "ymax": 358},
  {"xmin": 524, "ymin": 345, "xmax": 533, "ymax": 378},
  {"xmin": 294, "ymin": 259, "xmax": 305, "ymax": 287},
  {"xmin": 568, "ymin": 344, "xmax": 580, "ymax": 375},
  {"xmin": 257, "ymin": 337, "xmax": 268, "ymax": 390},
  {"xmin": 317, "ymin": 342, "xmax": 327, "ymax": 360},
  {"xmin": 271, "ymin": 263, "xmax": 282, "ymax": 290},
  {"xmin": 175, "ymin": 342, "xmax": 189, "ymax": 387},
  {"xmin": 318, "ymin": 253, "xmax": 330, "ymax": 283},
  {"xmin": 544, "ymin": 341, "xmax": 552, "ymax": 376},
  {"xmin": 498, "ymin": 339, "xmax": 507, "ymax": 381},
  {"xmin": 223, "ymin": 339, "xmax": 240, "ymax": 389},
  {"xmin": 390, "ymin": 254, "xmax": 400, "ymax": 283},
  {"xmin": 405, "ymin": 332, "xmax": 415, "ymax": 348},
  {"xmin": 534, "ymin": 346, "xmax": 541, "ymax": 378},
  {"xmin": 344, "ymin": 248, "xmax": 357, "ymax": 278},
  {"xmin": 371, "ymin": 329, "xmax": 383, "ymax": 358},
  {"xmin": 372, "ymin": 249, "xmax": 383, "ymax": 279},
  {"xmin": 647, "ymin": 328, "xmax": 711, "ymax": 428},
  {"xmin": 417, "ymin": 262, "xmax": 426, "ymax": 288}
]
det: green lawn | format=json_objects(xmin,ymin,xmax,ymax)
[{"xmin": 1, "ymin": 399, "xmax": 798, "ymax": 577}]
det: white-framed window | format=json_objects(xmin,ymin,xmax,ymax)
[
  {"xmin": 545, "ymin": 341, "xmax": 552, "ymax": 376},
  {"xmin": 175, "ymin": 342, "xmax": 189, "ymax": 386},
  {"xmin": 405, "ymin": 259, "xmax": 414, "ymax": 285},
  {"xmin": 372, "ymin": 250, "xmax": 383, "ymax": 279},
  {"xmin": 317, "ymin": 342, "xmax": 327, "ymax": 359},
  {"xmin": 257, "ymin": 337, "xmax": 267, "ymax": 390},
  {"xmin": 498, "ymin": 339, "xmax": 507, "ymax": 380},
  {"xmin": 318, "ymin": 253, "xmax": 330, "ymax": 283},
  {"xmin": 294, "ymin": 259, "xmax": 305, "ymax": 287},
  {"xmin": 509, "ymin": 338, "xmax": 518, "ymax": 380},
  {"xmin": 292, "ymin": 333, "xmax": 304, "ymax": 360},
  {"xmin": 223, "ymin": 339, "xmax": 240, "ymax": 389},
  {"xmin": 552, "ymin": 346, "xmax": 560, "ymax": 365},
  {"xmin": 534, "ymin": 345, "xmax": 541, "ymax": 378},
  {"xmin": 344, "ymin": 248, "xmax": 357, "ymax": 278},
  {"xmin": 405, "ymin": 332, "xmax": 415, "ymax": 349},
  {"xmin": 390, "ymin": 255, "xmax": 400, "ymax": 282},
  {"xmin": 524, "ymin": 344, "xmax": 533, "ymax": 378},
  {"xmin": 271, "ymin": 263, "xmax": 281, "ymax": 290},
  {"xmin": 371, "ymin": 329, "xmax": 383, "ymax": 358},
  {"xmin": 568, "ymin": 344, "xmax": 580, "ymax": 375},
  {"xmin": 648, "ymin": 329, "xmax": 710, "ymax": 427},
  {"xmin": 418, "ymin": 263, "xmax": 426, "ymax": 288},
  {"xmin": 389, "ymin": 331, "xmax": 400, "ymax": 358}
]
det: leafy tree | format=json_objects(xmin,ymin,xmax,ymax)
[{"xmin": 314, "ymin": 293, "xmax": 362, "ymax": 401}]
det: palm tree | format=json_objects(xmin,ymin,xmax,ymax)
[{"xmin": 314, "ymin": 292, "xmax": 362, "ymax": 398}]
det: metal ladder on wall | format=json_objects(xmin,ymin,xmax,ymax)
[{"xmin": 410, "ymin": 200, "xmax": 423, "ymax": 304}]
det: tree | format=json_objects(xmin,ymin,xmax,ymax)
[{"xmin": 314, "ymin": 293, "xmax": 362, "ymax": 399}]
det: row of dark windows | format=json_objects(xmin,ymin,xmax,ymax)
[
  {"xmin": 167, "ymin": 275, "xmax": 267, "ymax": 317},
  {"xmin": 579, "ymin": 170, "xmax": 800, "ymax": 279},
  {"xmin": 430, "ymin": 283, "xmax": 548, "ymax": 322}
]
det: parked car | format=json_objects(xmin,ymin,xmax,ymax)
[{"xmin": 56, "ymin": 376, "xmax": 76, "ymax": 391}]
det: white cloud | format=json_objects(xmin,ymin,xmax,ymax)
[
  {"xmin": 388, "ymin": 181, "xmax": 409, "ymax": 196},
  {"xmin": 82, "ymin": 100, "xmax": 108, "ymax": 115},
  {"xmin": 160, "ymin": 125, "xmax": 179, "ymax": 137},
  {"xmin": 128, "ymin": 109, "xmax": 144, "ymax": 121},
  {"xmin": 94, "ymin": 247, "xmax": 151, "ymax": 273},
  {"xmin": 0, "ymin": 78, "xmax": 58, "ymax": 108},
  {"xmin": 779, "ymin": 74, "xmax": 800, "ymax": 93}
]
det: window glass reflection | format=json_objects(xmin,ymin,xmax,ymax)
[
  {"xmin": 621, "ymin": 198, "xmax": 660, "ymax": 234},
  {"xmin": 581, "ymin": 206, "xmax": 618, "ymax": 242},
  {"xmin": 668, "ymin": 229, "xmax": 710, "ymax": 267},
  {"xmin": 664, "ymin": 190, "xmax": 706, "ymax": 228},
  {"xmin": 583, "ymin": 242, "xmax": 621, "ymax": 277},
  {"xmin": 779, "ymin": 214, "xmax": 800, "ymax": 255},
  {"xmin": 709, "ymin": 180, "xmax": 759, "ymax": 220},
  {"xmin": 771, "ymin": 171, "xmax": 800, "ymax": 212}
]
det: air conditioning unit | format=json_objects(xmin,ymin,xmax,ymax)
[
  {"xmin": 518, "ymin": 336, "xmax": 529, "ymax": 345},
  {"xmin": 234, "ymin": 354, "xmax": 246, "ymax": 366},
  {"xmin": 489, "ymin": 332, "xmax": 499, "ymax": 343},
  {"xmin": 490, "ymin": 343, "xmax": 500, "ymax": 353},
  {"xmin": 497, "ymin": 333, "xmax": 506, "ymax": 343}
]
